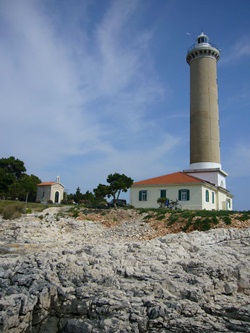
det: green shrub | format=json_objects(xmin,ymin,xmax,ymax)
[
  {"xmin": 212, "ymin": 215, "xmax": 219, "ymax": 224},
  {"xmin": 182, "ymin": 216, "xmax": 194, "ymax": 231},
  {"xmin": 223, "ymin": 216, "xmax": 231, "ymax": 225},
  {"xmin": 70, "ymin": 207, "xmax": 80, "ymax": 218},
  {"xmin": 238, "ymin": 213, "xmax": 250, "ymax": 221},
  {"xmin": 2, "ymin": 202, "xmax": 24, "ymax": 220},
  {"xmin": 193, "ymin": 217, "xmax": 211, "ymax": 231},
  {"xmin": 180, "ymin": 210, "xmax": 195, "ymax": 219},
  {"xmin": 201, "ymin": 218, "xmax": 212, "ymax": 231},
  {"xmin": 167, "ymin": 214, "xmax": 179, "ymax": 225},
  {"xmin": 156, "ymin": 214, "xmax": 166, "ymax": 221}
]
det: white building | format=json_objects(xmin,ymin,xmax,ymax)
[
  {"xmin": 130, "ymin": 172, "xmax": 232, "ymax": 210},
  {"xmin": 36, "ymin": 176, "xmax": 64, "ymax": 204}
]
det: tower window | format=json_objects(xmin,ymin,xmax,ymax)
[{"xmin": 198, "ymin": 36, "xmax": 208, "ymax": 43}]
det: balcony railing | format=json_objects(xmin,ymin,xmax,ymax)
[{"xmin": 187, "ymin": 42, "xmax": 219, "ymax": 54}]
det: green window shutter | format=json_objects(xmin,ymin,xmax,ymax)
[
  {"xmin": 206, "ymin": 190, "xmax": 209, "ymax": 202},
  {"xmin": 178, "ymin": 190, "xmax": 181, "ymax": 201},
  {"xmin": 160, "ymin": 190, "xmax": 166, "ymax": 198},
  {"xmin": 187, "ymin": 189, "xmax": 190, "ymax": 201},
  {"xmin": 139, "ymin": 191, "xmax": 142, "ymax": 201}
]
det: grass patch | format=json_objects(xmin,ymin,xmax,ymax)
[{"xmin": 1, "ymin": 202, "xmax": 25, "ymax": 220}]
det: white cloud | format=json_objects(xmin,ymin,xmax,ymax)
[{"xmin": 0, "ymin": 0, "xmax": 179, "ymax": 191}]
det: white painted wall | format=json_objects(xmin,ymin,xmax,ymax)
[
  {"xmin": 130, "ymin": 184, "xmax": 233, "ymax": 211},
  {"xmin": 187, "ymin": 170, "xmax": 227, "ymax": 188},
  {"xmin": 130, "ymin": 184, "xmax": 204, "ymax": 210},
  {"xmin": 36, "ymin": 186, "xmax": 51, "ymax": 203}
]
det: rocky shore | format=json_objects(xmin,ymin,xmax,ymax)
[{"xmin": 0, "ymin": 208, "xmax": 250, "ymax": 332}]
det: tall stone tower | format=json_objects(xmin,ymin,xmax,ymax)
[{"xmin": 185, "ymin": 32, "xmax": 227, "ymax": 188}]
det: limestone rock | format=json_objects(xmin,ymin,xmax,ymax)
[{"xmin": 0, "ymin": 209, "xmax": 249, "ymax": 332}]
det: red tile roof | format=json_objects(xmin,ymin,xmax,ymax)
[
  {"xmin": 37, "ymin": 182, "xmax": 56, "ymax": 186},
  {"xmin": 132, "ymin": 171, "xmax": 205, "ymax": 186}
]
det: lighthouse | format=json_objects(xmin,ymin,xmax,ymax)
[
  {"xmin": 185, "ymin": 33, "xmax": 228, "ymax": 189},
  {"xmin": 130, "ymin": 32, "xmax": 233, "ymax": 210}
]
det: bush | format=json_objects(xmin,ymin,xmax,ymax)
[
  {"xmin": 167, "ymin": 214, "xmax": 179, "ymax": 225},
  {"xmin": 2, "ymin": 202, "xmax": 24, "ymax": 220},
  {"xmin": 223, "ymin": 216, "xmax": 231, "ymax": 225},
  {"xmin": 193, "ymin": 217, "xmax": 211, "ymax": 231},
  {"xmin": 156, "ymin": 214, "xmax": 166, "ymax": 221},
  {"xmin": 238, "ymin": 213, "xmax": 250, "ymax": 221},
  {"xmin": 182, "ymin": 216, "xmax": 193, "ymax": 231}
]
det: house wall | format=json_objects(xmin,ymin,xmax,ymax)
[
  {"xmin": 36, "ymin": 186, "xmax": 51, "ymax": 203},
  {"xmin": 202, "ymin": 187, "xmax": 217, "ymax": 210},
  {"xmin": 130, "ymin": 184, "xmax": 204, "ymax": 210},
  {"xmin": 130, "ymin": 184, "xmax": 232, "ymax": 211},
  {"xmin": 217, "ymin": 191, "xmax": 233, "ymax": 210},
  {"xmin": 187, "ymin": 170, "xmax": 227, "ymax": 188},
  {"xmin": 50, "ymin": 183, "xmax": 64, "ymax": 203}
]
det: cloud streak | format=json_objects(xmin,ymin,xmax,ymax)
[{"xmin": 0, "ymin": 0, "xmax": 176, "ymax": 191}]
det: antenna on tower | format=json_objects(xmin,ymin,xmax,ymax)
[{"xmin": 186, "ymin": 32, "xmax": 194, "ymax": 48}]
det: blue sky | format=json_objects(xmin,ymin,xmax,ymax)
[{"xmin": 0, "ymin": 0, "xmax": 249, "ymax": 210}]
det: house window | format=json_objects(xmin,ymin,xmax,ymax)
[
  {"xmin": 206, "ymin": 190, "xmax": 209, "ymax": 202},
  {"xmin": 178, "ymin": 189, "xmax": 190, "ymax": 201},
  {"xmin": 160, "ymin": 189, "xmax": 166, "ymax": 198},
  {"xmin": 139, "ymin": 190, "xmax": 147, "ymax": 201},
  {"xmin": 212, "ymin": 192, "xmax": 215, "ymax": 204}
]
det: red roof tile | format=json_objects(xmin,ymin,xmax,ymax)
[
  {"xmin": 132, "ymin": 171, "xmax": 204, "ymax": 186},
  {"xmin": 37, "ymin": 182, "xmax": 56, "ymax": 186}
]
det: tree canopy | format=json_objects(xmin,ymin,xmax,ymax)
[
  {"xmin": 0, "ymin": 156, "xmax": 41, "ymax": 201},
  {"xmin": 94, "ymin": 173, "xmax": 133, "ymax": 208}
]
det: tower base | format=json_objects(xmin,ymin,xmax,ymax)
[{"xmin": 183, "ymin": 167, "xmax": 228, "ymax": 189}]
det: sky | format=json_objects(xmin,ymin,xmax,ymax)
[{"xmin": 0, "ymin": 0, "xmax": 250, "ymax": 210}]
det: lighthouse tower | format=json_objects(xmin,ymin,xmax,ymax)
[{"xmin": 185, "ymin": 32, "xmax": 227, "ymax": 189}]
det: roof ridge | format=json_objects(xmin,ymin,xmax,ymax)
[{"xmin": 132, "ymin": 171, "xmax": 205, "ymax": 186}]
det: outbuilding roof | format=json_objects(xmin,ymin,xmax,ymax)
[
  {"xmin": 132, "ymin": 171, "xmax": 205, "ymax": 186},
  {"xmin": 37, "ymin": 182, "xmax": 57, "ymax": 186}
]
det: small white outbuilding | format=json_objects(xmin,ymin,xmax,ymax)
[{"xmin": 36, "ymin": 176, "xmax": 64, "ymax": 204}]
